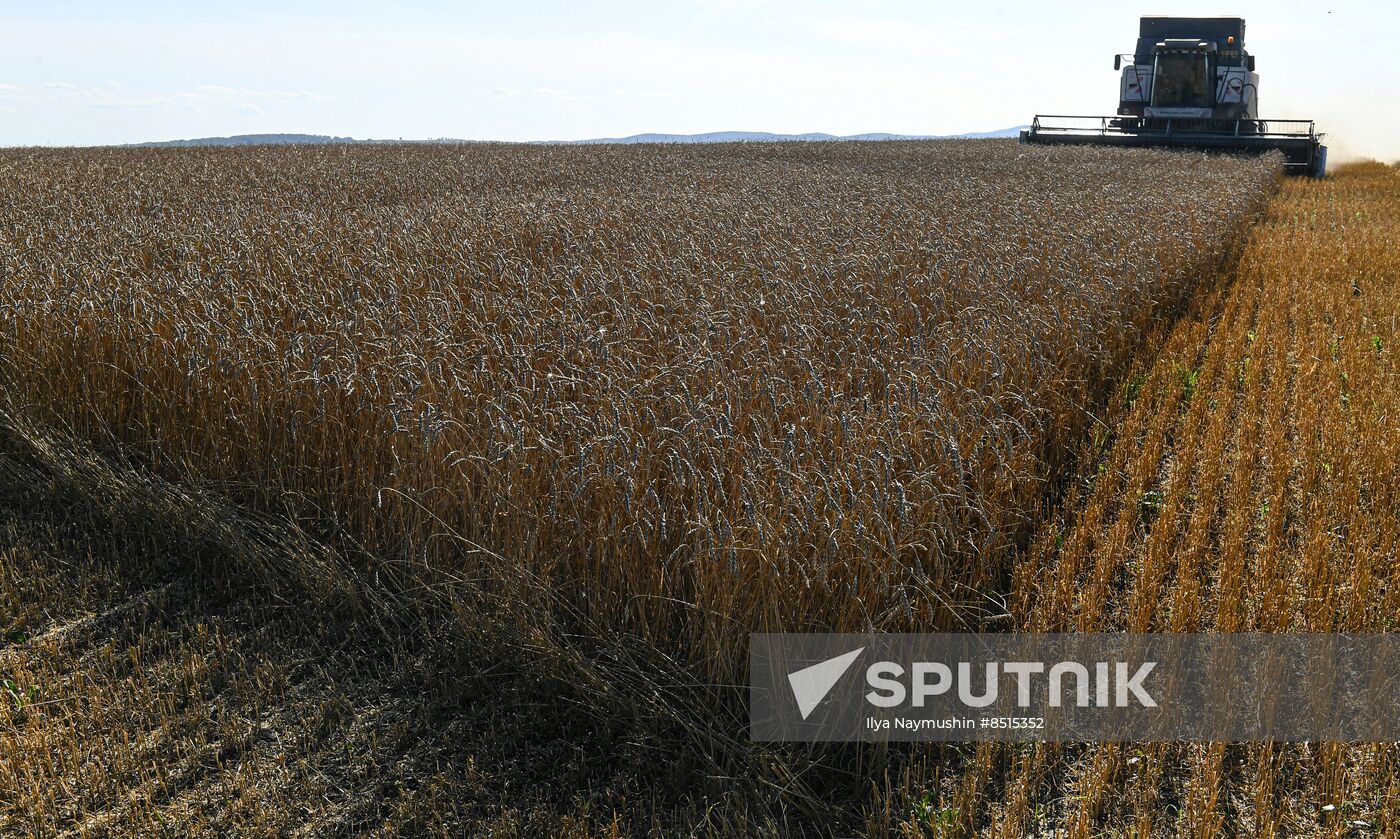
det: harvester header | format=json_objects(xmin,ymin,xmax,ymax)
[{"xmin": 1021, "ymin": 16, "xmax": 1327, "ymax": 176}]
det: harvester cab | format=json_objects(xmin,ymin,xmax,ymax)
[{"xmin": 1022, "ymin": 16, "xmax": 1327, "ymax": 176}]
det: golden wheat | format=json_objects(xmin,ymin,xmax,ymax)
[{"xmin": 0, "ymin": 142, "xmax": 1279, "ymax": 682}]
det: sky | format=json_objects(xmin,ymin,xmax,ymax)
[{"xmin": 1, "ymin": 0, "xmax": 1396, "ymax": 159}]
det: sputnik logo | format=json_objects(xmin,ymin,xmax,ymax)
[{"xmin": 787, "ymin": 648, "xmax": 865, "ymax": 720}]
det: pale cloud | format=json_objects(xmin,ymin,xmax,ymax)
[
  {"xmin": 20, "ymin": 82, "xmax": 326, "ymax": 111},
  {"xmin": 491, "ymin": 86, "xmax": 596, "ymax": 103},
  {"xmin": 197, "ymin": 85, "xmax": 328, "ymax": 101},
  {"xmin": 531, "ymin": 88, "xmax": 595, "ymax": 103},
  {"xmin": 612, "ymin": 89, "xmax": 675, "ymax": 100}
]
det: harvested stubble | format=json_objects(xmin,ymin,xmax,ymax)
[
  {"xmin": 0, "ymin": 445, "xmax": 645, "ymax": 838},
  {"xmin": 892, "ymin": 162, "xmax": 1397, "ymax": 836},
  {"xmin": 0, "ymin": 142, "xmax": 1277, "ymax": 681}
]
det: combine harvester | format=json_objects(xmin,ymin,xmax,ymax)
[{"xmin": 1021, "ymin": 16, "xmax": 1327, "ymax": 176}]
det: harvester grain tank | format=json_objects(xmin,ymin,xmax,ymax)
[{"xmin": 1021, "ymin": 17, "xmax": 1327, "ymax": 176}]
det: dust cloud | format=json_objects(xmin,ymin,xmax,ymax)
[{"xmin": 1267, "ymin": 98, "xmax": 1400, "ymax": 168}]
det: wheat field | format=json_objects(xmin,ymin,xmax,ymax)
[
  {"xmin": 1, "ymin": 144, "xmax": 1393, "ymax": 836},
  {"xmin": 0, "ymin": 142, "xmax": 1276, "ymax": 674}
]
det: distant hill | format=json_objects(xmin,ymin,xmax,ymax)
[
  {"xmin": 948, "ymin": 126, "xmax": 1028, "ymax": 140},
  {"xmin": 133, "ymin": 133, "xmax": 474, "ymax": 147},
  {"xmin": 544, "ymin": 131, "xmax": 869, "ymax": 144},
  {"xmin": 538, "ymin": 128, "xmax": 1027, "ymax": 144},
  {"xmin": 131, "ymin": 127, "xmax": 1028, "ymax": 147},
  {"xmin": 135, "ymin": 133, "xmax": 367, "ymax": 147}
]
